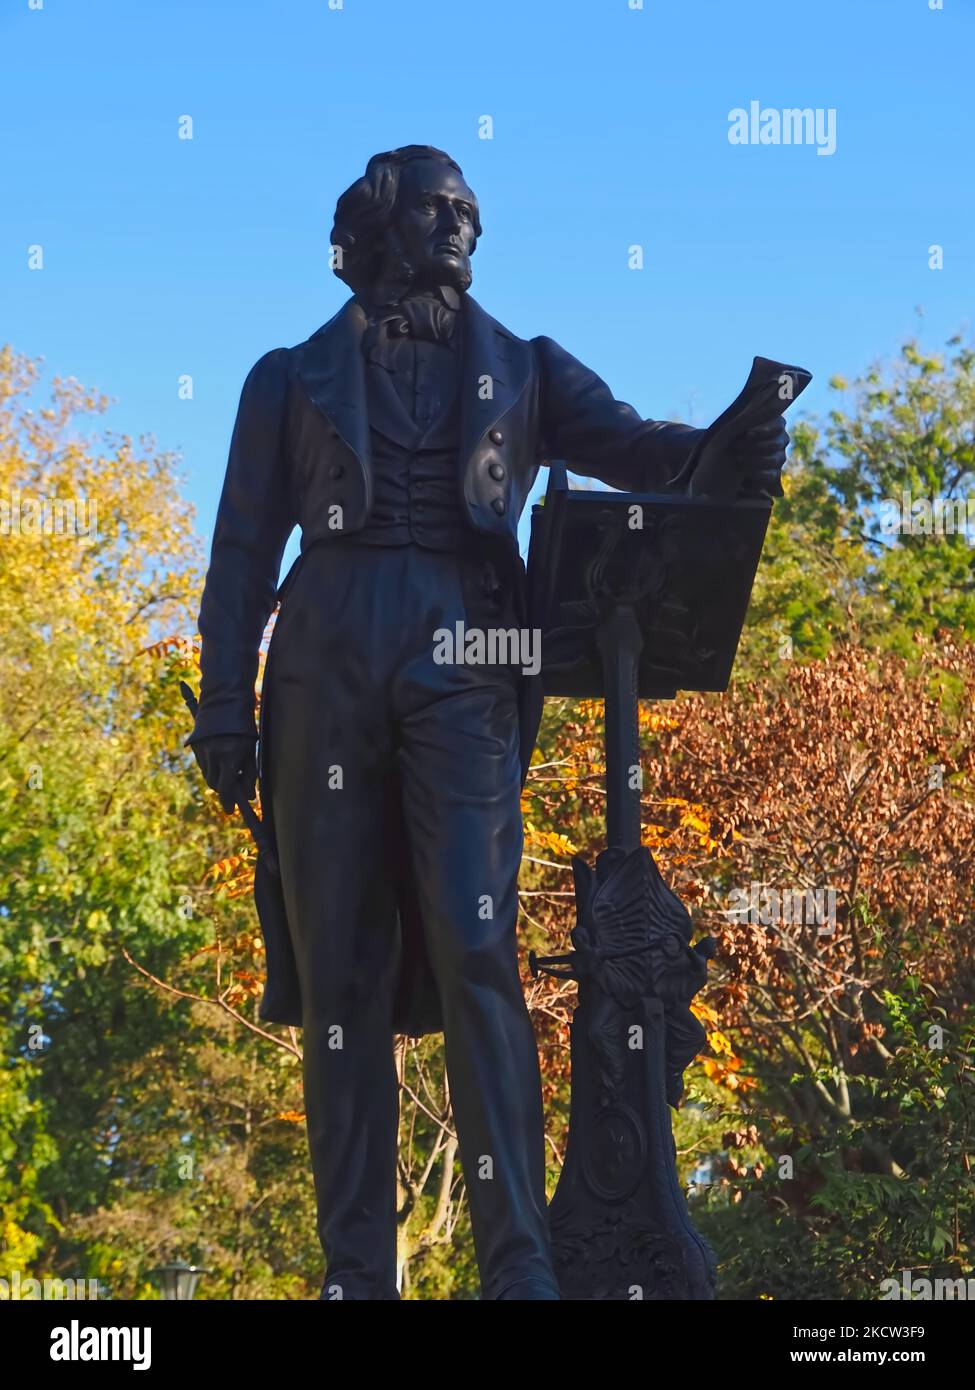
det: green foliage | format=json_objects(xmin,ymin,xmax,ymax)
[
  {"xmin": 696, "ymin": 981, "xmax": 975, "ymax": 1299},
  {"xmin": 739, "ymin": 335, "xmax": 975, "ymax": 674},
  {"xmin": 3, "ymin": 330, "xmax": 974, "ymax": 1301},
  {"xmin": 0, "ymin": 349, "xmax": 315, "ymax": 1298}
]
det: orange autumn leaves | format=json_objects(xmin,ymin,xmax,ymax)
[
  {"xmin": 692, "ymin": 1001, "xmax": 758, "ymax": 1094},
  {"xmin": 148, "ymin": 633, "xmax": 975, "ymax": 1102},
  {"xmin": 521, "ymin": 695, "xmax": 754, "ymax": 1095}
]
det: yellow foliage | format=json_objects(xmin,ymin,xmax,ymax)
[
  {"xmin": 690, "ymin": 1000, "xmax": 720, "ymax": 1027},
  {"xmin": 523, "ymin": 823, "xmax": 578, "ymax": 857},
  {"xmin": 637, "ymin": 706, "xmax": 679, "ymax": 733},
  {"xmin": 701, "ymin": 1055, "xmax": 759, "ymax": 1093}
]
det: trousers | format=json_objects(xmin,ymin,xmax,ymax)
[{"xmin": 262, "ymin": 540, "xmax": 555, "ymax": 1299}]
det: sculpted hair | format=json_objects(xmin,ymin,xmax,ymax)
[{"xmin": 330, "ymin": 145, "xmax": 481, "ymax": 298}]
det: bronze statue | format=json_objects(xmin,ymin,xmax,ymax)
[{"xmin": 188, "ymin": 146, "xmax": 789, "ymax": 1300}]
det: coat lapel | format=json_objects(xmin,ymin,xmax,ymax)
[
  {"xmin": 459, "ymin": 295, "xmax": 532, "ymax": 469},
  {"xmin": 297, "ymin": 299, "xmax": 372, "ymax": 499},
  {"xmin": 297, "ymin": 293, "xmax": 532, "ymax": 506},
  {"xmin": 364, "ymin": 361, "xmax": 423, "ymax": 449}
]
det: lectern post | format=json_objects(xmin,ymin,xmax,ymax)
[
  {"xmin": 596, "ymin": 604, "xmax": 644, "ymax": 854},
  {"xmin": 526, "ymin": 464, "xmax": 781, "ymax": 1300}
]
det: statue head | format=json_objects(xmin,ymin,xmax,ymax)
[{"xmin": 330, "ymin": 145, "xmax": 481, "ymax": 305}]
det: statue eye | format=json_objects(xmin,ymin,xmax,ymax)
[{"xmin": 458, "ymin": 204, "xmax": 472, "ymax": 221}]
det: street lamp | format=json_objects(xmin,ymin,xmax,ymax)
[{"xmin": 148, "ymin": 1261, "xmax": 209, "ymax": 1300}]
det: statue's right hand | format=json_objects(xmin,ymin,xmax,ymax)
[{"xmin": 190, "ymin": 734, "xmax": 258, "ymax": 814}]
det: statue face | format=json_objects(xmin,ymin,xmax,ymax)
[{"xmin": 392, "ymin": 158, "xmax": 477, "ymax": 290}]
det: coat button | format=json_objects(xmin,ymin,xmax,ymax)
[
  {"xmin": 328, "ymin": 463, "xmax": 345, "ymax": 479},
  {"xmin": 491, "ymin": 497, "xmax": 506, "ymax": 516},
  {"xmin": 489, "ymin": 429, "xmax": 504, "ymax": 445},
  {"xmin": 489, "ymin": 462, "xmax": 505, "ymax": 481}
]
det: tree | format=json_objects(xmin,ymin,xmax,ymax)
[
  {"xmin": 6, "ymin": 329, "xmax": 973, "ymax": 1301},
  {"xmin": 0, "ymin": 346, "xmax": 304, "ymax": 1294},
  {"xmin": 738, "ymin": 335, "xmax": 975, "ymax": 674}
]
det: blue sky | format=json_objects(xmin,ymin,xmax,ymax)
[{"xmin": 2, "ymin": 0, "xmax": 972, "ymax": 561}]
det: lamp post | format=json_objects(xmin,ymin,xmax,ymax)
[{"xmin": 148, "ymin": 1261, "xmax": 209, "ymax": 1301}]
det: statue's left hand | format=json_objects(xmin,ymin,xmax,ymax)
[
  {"xmin": 191, "ymin": 733, "xmax": 258, "ymax": 815},
  {"xmin": 731, "ymin": 416, "xmax": 790, "ymax": 498}
]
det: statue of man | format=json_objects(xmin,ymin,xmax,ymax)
[{"xmin": 188, "ymin": 145, "xmax": 788, "ymax": 1300}]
